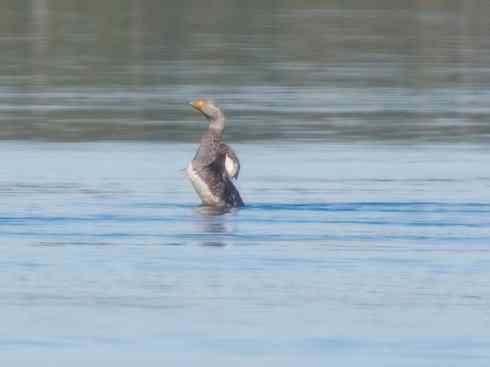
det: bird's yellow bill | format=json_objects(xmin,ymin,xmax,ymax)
[{"xmin": 191, "ymin": 99, "xmax": 207, "ymax": 111}]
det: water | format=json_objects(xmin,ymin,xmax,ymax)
[
  {"xmin": 1, "ymin": 1, "xmax": 490, "ymax": 142},
  {"xmin": 1, "ymin": 142, "xmax": 490, "ymax": 365}
]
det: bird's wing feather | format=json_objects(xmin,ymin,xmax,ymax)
[{"xmin": 220, "ymin": 143, "xmax": 240, "ymax": 179}]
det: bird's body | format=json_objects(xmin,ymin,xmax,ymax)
[{"xmin": 186, "ymin": 99, "xmax": 244, "ymax": 208}]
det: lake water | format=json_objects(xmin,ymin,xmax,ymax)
[
  {"xmin": 1, "ymin": 142, "xmax": 489, "ymax": 366},
  {"xmin": 2, "ymin": 1, "xmax": 490, "ymax": 143}
]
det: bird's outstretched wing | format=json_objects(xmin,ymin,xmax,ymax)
[{"xmin": 220, "ymin": 143, "xmax": 240, "ymax": 179}]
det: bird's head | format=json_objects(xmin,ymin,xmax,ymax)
[{"xmin": 190, "ymin": 99, "xmax": 223, "ymax": 122}]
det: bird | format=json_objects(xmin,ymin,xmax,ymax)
[{"xmin": 185, "ymin": 99, "xmax": 244, "ymax": 208}]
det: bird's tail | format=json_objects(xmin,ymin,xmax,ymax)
[{"xmin": 224, "ymin": 178, "xmax": 244, "ymax": 208}]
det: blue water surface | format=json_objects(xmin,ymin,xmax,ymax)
[{"xmin": 1, "ymin": 142, "xmax": 489, "ymax": 366}]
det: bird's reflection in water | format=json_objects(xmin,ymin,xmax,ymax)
[
  {"xmin": 194, "ymin": 206, "xmax": 235, "ymax": 247},
  {"xmin": 195, "ymin": 206, "xmax": 231, "ymax": 216}
]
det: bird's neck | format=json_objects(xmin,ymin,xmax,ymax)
[{"xmin": 208, "ymin": 113, "xmax": 225, "ymax": 133}]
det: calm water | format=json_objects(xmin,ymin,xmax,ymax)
[
  {"xmin": 1, "ymin": 0, "xmax": 490, "ymax": 142},
  {"xmin": 1, "ymin": 142, "xmax": 490, "ymax": 365}
]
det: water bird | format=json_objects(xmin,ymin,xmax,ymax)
[{"xmin": 186, "ymin": 99, "xmax": 244, "ymax": 208}]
